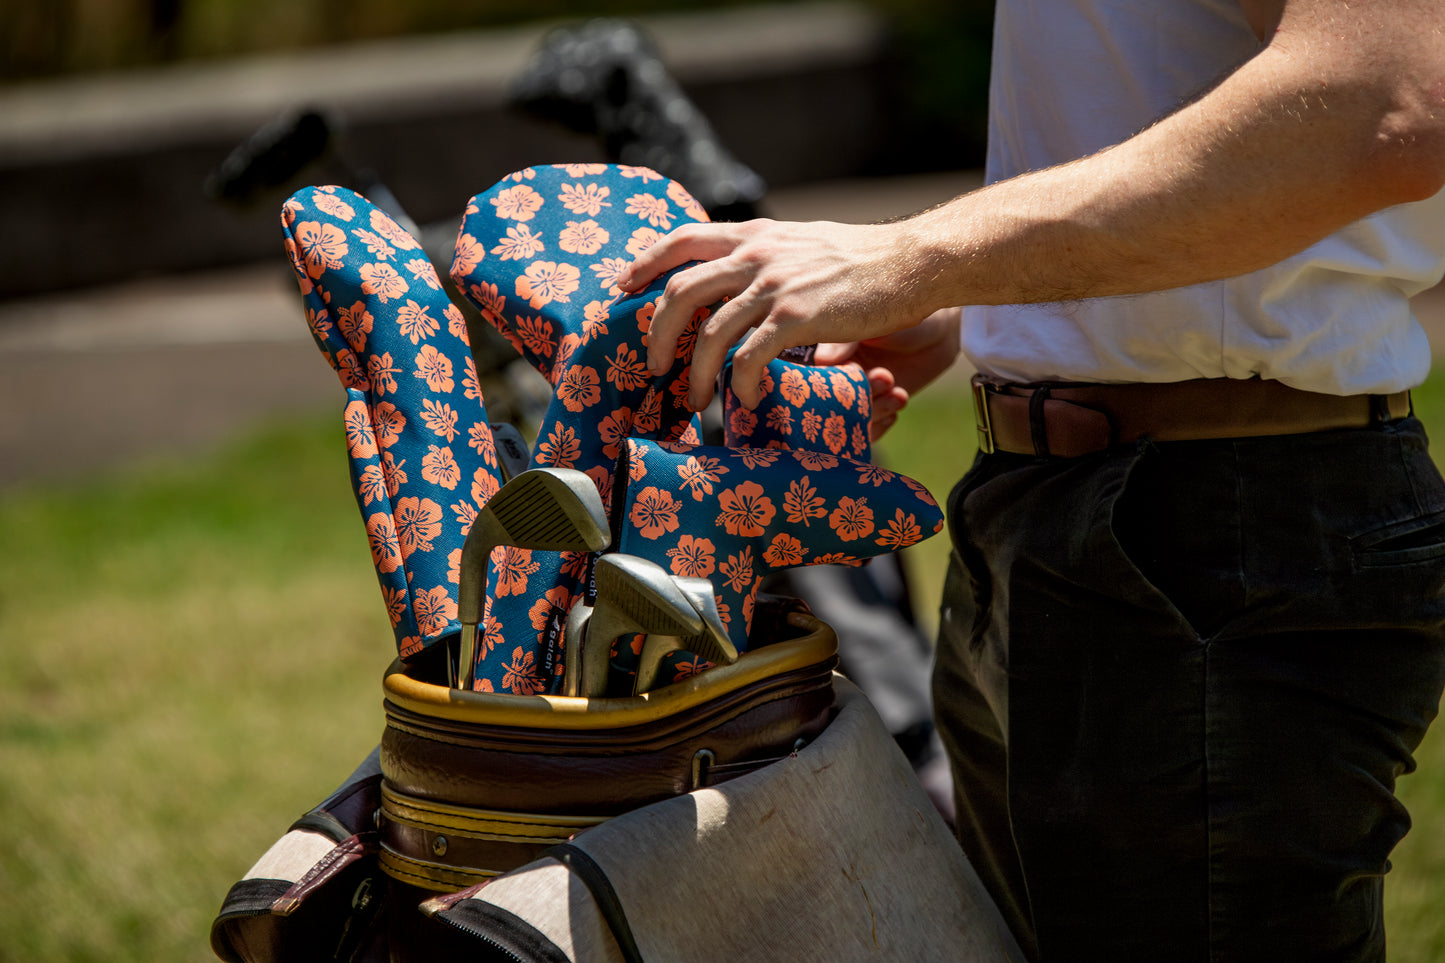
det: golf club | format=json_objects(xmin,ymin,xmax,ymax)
[
  {"xmin": 490, "ymin": 422, "xmax": 531, "ymax": 483},
  {"xmin": 456, "ymin": 468, "xmax": 611, "ymax": 689},
  {"xmin": 580, "ymin": 555, "xmax": 703, "ymax": 698},
  {"xmin": 561, "ymin": 599, "xmax": 594, "ymax": 698},
  {"xmin": 634, "ymin": 577, "xmax": 739, "ymax": 695}
]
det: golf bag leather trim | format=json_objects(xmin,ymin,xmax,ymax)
[
  {"xmin": 378, "ymin": 614, "xmax": 837, "ymax": 892},
  {"xmin": 381, "ymin": 610, "xmax": 837, "ymax": 729},
  {"xmin": 210, "ymin": 751, "xmax": 388, "ymax": 963}
]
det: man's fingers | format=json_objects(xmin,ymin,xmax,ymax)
[
  {"xmin": 645, "ymin": 259, "xmax": 751, "ymax": 375},
  {"xmin": 620, "ymin": 222, "xmax": 749, "ymax": 292},
  {"xmin": 726, "ymin": 320, "xmax": 792, "ymax": 411},
  {"xmin": 685, "ymin": 294, "xmax": 769, "ymax": 411},
  {"xmin": 865, "ymin": 365, "xmax": 896, "ymax": 399},
  {"xmin": 869, "ymin": 385, "xmax": 908, "ymax": 442},
  {"xmin": 813, "ymin": 340, "xmax": 860, "ymax": 366}
]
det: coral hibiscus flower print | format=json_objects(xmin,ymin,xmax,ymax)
[
  {"xmin": 502, "ymin": 646, "xmax": 546, "ymax": 695},
  {"xmin": 495, "ymin": 547, "xmax": 542, "ymax": 597},
  {"xmin": 370, "ymin": 402, "xmax": 406, "ymax": 449},
  {"xmin": 559, "ymin": 181, "xmax": 612, "ymax": 216},
  {"xmin": 414, "ymin": 344, "xmax": 454, "ymax": 393},
  {"xmin": 412, "ymin": 585, "xmax": 455, "ymax": 637},
  {"xmin": 875, "ymin": 508, "xmax": 923, "ymax": 550},
  {"xmin": 370, "ymin": 208, "xmax": 420, "ymax": 250},
  {"xmin": 558, "ymin": 365, "xmax": 602, "ymax": 412},
  {"xmin": 368, "ymin": 352, "xmax": 400, "ymax": 396},
  {"xmin": 626, "ymin": 228, "xmax": 663, "ymax": 258},
  {"xmin": 336, "ymin": 301, "xmax": 373, "ymax": 352},
  {"xmin": 492, "ymin": 184, "xmax": 545, "ymax": 222},
  {"xmin": 717, "ymin": 481, "xmax": 776, "ymax": 537},
  {"xmin": 422, "ymin": 445, "xmax": 460, "ymax": 490},
  {"xmin": 559, "ymin": 219, "xmax": 610, "ymax": 256},
  {"xmin": 491, "ymin": 224, "xmax": 545, "ymax": 262},
  {"xmin": 516, "ymin": 261, "xmax": 581, "ymax": 309},
  {"xmin": 764, "ymin": 532, "xmax": 806, "ymax": 568},
  {"xmin": 343, "ymin": 400, "xmax": 379, "ymax": 460},
  {"xmin": 295, "ymin": 221, "xmax": 348, "ymax": 278},
  {"xmin": 829, "ymin": 495, "xmax": 874, "ymax": 542},
  {"xmin": 366, "ymin": 512, "xmax": 402, "ymax": 574},
  {"xmin": 452, "ymin": 234, "xmax": 485, "ymax": 276},
  {"xmin": 592, "ymin": 257, "xmax": 630, "ymax": 295},
  {"xmin": 314, "ymin": 192, "xmax": 355, "ymax": 220},
  {"xmin": 667, "ymin": 534, "xmax": 717, "ymax": 579},
  {"xmin": 630, "ymin": 486, "xmax": 682, "ymax": 540},
  {"xmin": 359, "ymin": 262, "xmax": 407, "ymax": 303},
  {"xmin": 394, "ymin": 496, "xmax": 443, "ymax": 559},
  {"xmin": 396, "ymin": 300, "xmax": 439, "ymax": 344}
]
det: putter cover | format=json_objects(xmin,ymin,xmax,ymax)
[
  {"xmin": 722, "ymin": 354, "xmax": 874, "ymax": 463},
  {"xmin": 605, "ymin": 437, "xmax": 944, "ymax": 689},
  {"xmin": 449, "ymin": 164, "xmax": 712, "ymax": 693},
  {"xmin": 281, "ymin": 187, "xmax": 505, "ymax": 660}
]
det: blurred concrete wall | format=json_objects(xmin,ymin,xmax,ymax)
[{"xmin": 0, "ymin": 2, "xmax": 897, "ymax": 298}]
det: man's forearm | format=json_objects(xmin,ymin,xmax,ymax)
[{"xmin": 900, "ymin": 0, "xmax": 1445, "ymax": 315}]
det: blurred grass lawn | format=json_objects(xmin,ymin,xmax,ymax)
[{"xmin": 1, "ymin": 371, "xmax": 1443, "ymax": 960}]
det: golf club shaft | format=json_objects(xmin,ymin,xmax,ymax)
[{"xmin": 458, "ymin": 622, "xmax": 479, "ymax": 690}]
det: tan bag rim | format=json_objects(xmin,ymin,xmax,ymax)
[{"xmin": 383, "ymin": 612, "xmax": 837, "ymax": 729}]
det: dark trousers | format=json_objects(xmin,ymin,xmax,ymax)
[{"xmin": 934, "ymin": 417, "xmax": 1445, "ymax": 961}]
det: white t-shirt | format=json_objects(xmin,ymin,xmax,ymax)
[{"xmin": 961, "ymin": 0, "xmax": 1445, "ymax": 395}]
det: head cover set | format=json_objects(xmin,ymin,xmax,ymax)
[{"xmin": 283, "ymin": 163, "xmax": 943, "ymax": 698}]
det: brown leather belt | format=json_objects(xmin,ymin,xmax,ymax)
[{"xmin": 970, "ymin": 375, "xmax": 1412, "ymax": 458}]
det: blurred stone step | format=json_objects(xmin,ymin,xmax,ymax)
[{"xmin": 0, "ymin": 1, "xmax": 894, "ymax": 298}]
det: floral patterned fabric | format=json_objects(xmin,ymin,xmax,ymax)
[
  {"xmin": 282, "ymin": 164, "xmax": 946, "ymax": 696},
  {"xmin": 604, "ymin": 437, "xmax": 944, "ymax": 690},
  {"xmin": 722, "ymin": 355, "xmax": 873, "ymax": 462},
  {"xmin": 451, "ymin": 164, "xmax": 713, "ymax": 694},
  {"xmin": 281, "ymin": 186, "xmax": 504, "ymax": 661}
]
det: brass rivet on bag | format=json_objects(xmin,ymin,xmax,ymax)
[{"xmin": 432, "ymin": 835, "xmax": 448, "ymax": 857}]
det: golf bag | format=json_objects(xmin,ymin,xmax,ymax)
[{"xmin": 212, "ymin": 650, "xmax": 1025, "ymax": 963}]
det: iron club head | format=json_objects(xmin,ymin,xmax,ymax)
[
  {"xmin": 580, "ymin": 554, "xmax": 703, "ymax": 698},
  {"xmin": 633, "ymin": 577, "xmax": 739, "ymax": 695},
  {"xmin": 670, "ymin": 577, "xmax": 739, "ymax": 667},
  {"xmin": 456, "ymin": 468, "xmax": 611, "ymax": 689}
]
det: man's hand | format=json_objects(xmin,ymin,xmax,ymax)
[
  {"xmin": 619, "ymin": 218, "xmax": 933, "ymax": 411},
  {"xmin": 814, "ymin": 307, "xmax": 963, "ymax": 441}
]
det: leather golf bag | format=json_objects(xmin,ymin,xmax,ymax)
[{"xmin": 213, "ymin": 636, "xmax": 1026, "ymax": 963}]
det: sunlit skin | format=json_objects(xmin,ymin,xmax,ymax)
[{"xmin": 620, "ymin": 0, "xmax": 1445, "ymax": 434}]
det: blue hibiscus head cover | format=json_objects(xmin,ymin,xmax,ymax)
[
  {"xmin": 602, "ymin": 437, "xmax": 944, "ymax": 690},
  {"xmin": 449, "ymin": 162, "xmax": 709, "ymax": 469},
  {"xmin": 281, "ymin": 186, "xmax": 505, "ymax": 661},
  {"xmin": 448, "ymin": 164, "xmax": 719, "ymax": 692}
]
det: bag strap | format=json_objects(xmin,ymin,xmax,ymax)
[{"xmin": 544, "ymin": 843, "xmax": 646, "ymax": 963}]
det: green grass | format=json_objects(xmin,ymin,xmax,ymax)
[
  {"xmin": 1, "ymin": 375, "xmax": 1443, "ymax": 960},
  {"xmin": 0, "ymin": 412, "xmax": 390, "ymax": 962}
]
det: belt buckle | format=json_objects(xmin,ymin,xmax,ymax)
[{"xmin": 971, "ymin": 376, "xmax": 996, "ymax": 455}]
